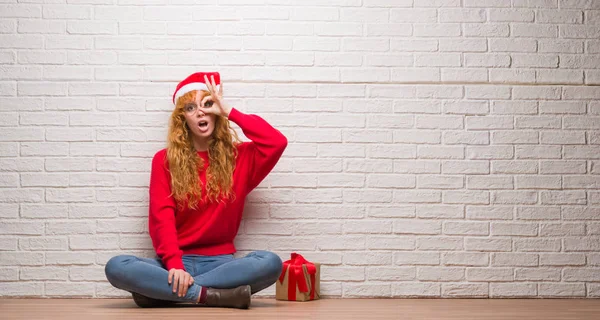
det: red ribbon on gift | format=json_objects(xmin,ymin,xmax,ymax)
[{"xmin": 278, "ymin": 252, "xmax": 317, "ymax": 301}]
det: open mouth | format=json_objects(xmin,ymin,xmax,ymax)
[{"xmin": 198, "ymin": 120, "xmax": 208, "ymax": 131}]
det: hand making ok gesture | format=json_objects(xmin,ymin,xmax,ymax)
[{"xmin": 197, "ymin": 74, "xmax": 232, "ymax": 118}]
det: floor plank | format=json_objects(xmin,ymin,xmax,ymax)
[{"xmin": 1, "ymin": 298, "xmax": 599, "ymax": 320}]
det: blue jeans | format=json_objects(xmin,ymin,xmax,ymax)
[{"xmin": 104, "ymin": 250, "xmax": 283, "ymax": 304}]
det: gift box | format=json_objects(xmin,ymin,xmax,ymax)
[{"xmin": 276, "ymin": 252, "xmax": 320, "ymax": 301}]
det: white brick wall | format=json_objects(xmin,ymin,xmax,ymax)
[{"xmin": 1, "ymin": 0, "xmax": 600, "ymax": 299}]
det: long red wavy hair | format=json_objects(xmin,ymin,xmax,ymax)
[{"xmin": 166, "ymin": 90, "xmax": 242, "ymax": 210}]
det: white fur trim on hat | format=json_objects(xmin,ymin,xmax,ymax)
[{"xmin": 173, "ymin": 82, "xmax": 220, "ymax": 105}]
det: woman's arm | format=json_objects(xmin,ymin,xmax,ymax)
[
  {"xmin": 227, "ymin": 108, "xmax": 288, "ymax": 192},
  {"xmin": 197, "ymin": 75, "xmax": 288, "ymax": 193},
  {"xmin": 148, "ymin": 150, "xmax": 185, "ymax": 271}
]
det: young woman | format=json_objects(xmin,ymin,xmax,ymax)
[{"xmin": 104, "ymin": 72, "xmax": 288, "ymax": 309}]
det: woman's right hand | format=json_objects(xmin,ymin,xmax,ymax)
[{"xmin": 168, "ymin": 268, "xmax": 195, "ymax": 297}]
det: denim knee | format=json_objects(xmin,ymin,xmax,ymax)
[
  {"xmin": 105, "ymin": 254, "xmax": 135, "ymax": 286},
  {"xmin": 254, "ymin": 250, "xmax": 283, "ymax": 280}
]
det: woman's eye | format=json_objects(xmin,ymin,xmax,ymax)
[
  {"xmin": 184, "ymin": 105, "xmax": 194, "ymax": 112},
  {"xmin": 205, "ymin": 100, "xmax": 213, "ymax": 107}
]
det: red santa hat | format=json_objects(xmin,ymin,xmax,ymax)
[{"xmin": 172, "ymin": 71, "xmax": 221, "ymax": 105}]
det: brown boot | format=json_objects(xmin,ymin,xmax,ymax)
[
  {"xmin": 203, "ymin": 285, "xmax": 251, "ymax": 309},
  {"xmin": 131, "ymin": 292, "xmax": 175, "ymax": 308}
]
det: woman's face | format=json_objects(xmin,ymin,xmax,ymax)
[{"xmin": 182, "ymin": 91, "xmax": 217, "ymax": 141}]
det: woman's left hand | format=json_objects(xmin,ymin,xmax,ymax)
[{"xmin": 200, "ymin": 74, "xmax": 232, "ymax": 118}]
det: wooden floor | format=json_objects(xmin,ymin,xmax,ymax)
[{"xmin": 1, "ymin": 298, "xmax": 599, "ymax": 320}]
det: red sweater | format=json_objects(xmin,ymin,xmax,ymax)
[{"xmin": 148, "ymin": 107, "xmax": 287, "ymax": 271}]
